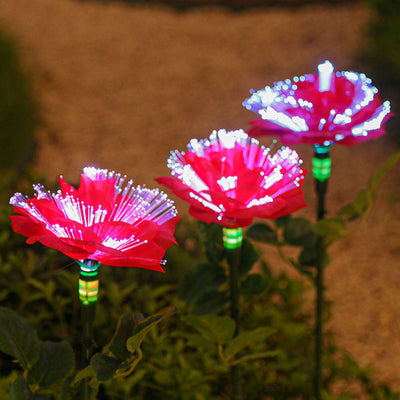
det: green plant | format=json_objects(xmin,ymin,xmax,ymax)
[{"xmin": 1, "ymin": 158, "xmax": 400, "ymax": 399}]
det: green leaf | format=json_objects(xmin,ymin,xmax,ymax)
[
  {"xmin": 58, "ymin": 375, "xmax": 75, "ymax": 400},
  {"xmin": 369, "ymin": 150, "xmax": 400, "ymax": 191},
  {"xmin": 124, "ymin": 369, "xmax": 148, "ymax": 389},
  {"xmin": 338, "ymin": 203, "xmax": 360, "ymax": 221},
  {"xmin": 275, "ymin": 214, "xmax": 291, "ymax": 228},
  {"xmin": 338, "ymin": 189, "xmax": 377, "ymax": 221},
  {"xmin": 108, "ymin": 312, "xmax": 137, "ymax": 361},
  {"xmin": 90, "ymin": 353, "xmax": 122, "ymax": 382},
  {"xmin": 10, "ymin": 376, "xmax": 31, "ymax": 400},
  {"xmin": 283, "ymin": 218, "xmax": 315, "ymax": 246},
  {"xmin": 238, "ymin": 239, "xmax": 259, "ymax": 278},
  {"xmin": 339, "ymin": 152, "xmax": 400, "ymax": 221},
  {"xmin": 0, "ymin": 306, "xmax": 41, "ymax": 370},
  {"xmin": 9, "ymin": 376, "xmax": 46, "ymax": 400},
  {"xmin": 353, "ymin": 189, "xmax": 374, "ymax": 214},
  {"xmin": 27, "ymin": 340, "xmax": 74, "ymax": 387},
  {"xmin": 339, "ymin": 189, "xmax": 376, "ymax": 220},
  {"xmin": 73, "ymin": 365, "xmax": 95, "ymax": 385},
  {"xmin": 61, "ymin": 373, "xmax": 99, "ymax": 400},
  {"xmin": 191, "ymin": 291, "xmax": 228, "ymax": 315},
  {"xmin": 298, "ymin": 245, "xmax": 330, "ymax": 268},
  {"xmin": 240, "ymin": 274, "xmax": 269, "ymax": 296},
  {"xmin": 178, "ymin": 263, "xmax": 226, "ymax": 305},
  {"xmin": 298, "ymin": 267, "xmax": 314, "ymax": 278},
  {"xmin": 77, "ymin": 379, "xmax": 99, "ymax": 400},
  {"xmin": 182, "ymin": 314, "xmax": 235, "ymax": 345},
  {"xmin": 224, "ymin": 327, "xmax": 275, "ymax": 360},
  {"xmin": 314, "ymin": 218, "xmax": 346, "ymax": 241},
  {"xmin": 246, "ymin": 223, "xmax": 278, "ymax": 244},
  {"xmin": 172, "ymin": 332, "xmax": 216, "ymax": 353},
  {"xmin": 126, "ymin": 305, "xmax": 178, "ymax": 353},
  {"xmin": 234, "ymin": 350, "xmax": 280, "ymax": 365},
  {"xmin": 197, "ymin": 221, "xmax": 224, "ymax": 263}
]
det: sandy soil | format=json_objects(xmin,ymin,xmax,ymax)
[{"xmin": 1, "ymin": 0, "xmax": 400, "ymax": 394}]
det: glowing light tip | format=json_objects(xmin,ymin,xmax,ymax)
[{"xmin": 318, "ymin": 60, "xmax": 334, "ymax": 92}]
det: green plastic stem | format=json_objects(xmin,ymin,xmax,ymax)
[
  {"xmin": 314, "ymin": 235, "xmax": 324, "ymax": 400},
  {"xmin": 223, "ymin": 227, "xmax": 243, "ymax": 400},
  {"xmin": 313, "ymin": 144, "xmax": 331, "ymax": 220},
  {"xmin": 312, "ymin": 144, "xmax": 331, "ymax": 400},
  {"xmin": 78, "ymin": 260, "xmax": 100, "ymax": 400}
]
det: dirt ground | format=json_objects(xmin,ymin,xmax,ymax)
[{"xmin": 1, "ymin": 0, "xmax": 400, "ymax": 394}]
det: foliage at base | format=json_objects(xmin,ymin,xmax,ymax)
[{"xmin": 1, "ymin": 163, "xmax": 400, "ymax": 399}]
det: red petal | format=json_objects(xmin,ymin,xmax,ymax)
[
  {"xmin": 10, "ymin": 215, "xmax": 48, "ymax": 241},
  {"xmin": 59, "ymin": 177, "xmax": 78, "ymax": 196},
  {"xmin": 78, "ymin": 175, "xmax": 115, "ymax": 211},
  {"xmin": 34, "ymin": 235, "xmax": 95, "ymax": 259}
]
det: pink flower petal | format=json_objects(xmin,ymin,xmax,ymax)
[
  {"xmin": 10, "ymin": 168, "xmax": 179, "ymax": 271},
  {"xmin": 157, "ymin": 129, "xmax": 307, "ymax": 228}
]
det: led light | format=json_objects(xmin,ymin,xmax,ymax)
[
  {"xmin": 79, "ymin": 278, "xmax": 99, "ymax": 304},
  {"xmin": 318, "ymin": 60, "xmax": 334, "ymax": 92},
  {"xmin": 217, "ymin": 176, "xmax": 238, "ymax": 191},
  {"xmin": 259, "ymin": 108, "xmax": 308, "ymax": 132},
  {"xmin": 247, "ymin": 195, "xmax": 273, "ymax": 208},
  {"xmin": 351, "ymin": 100, "xmax": 391, "ymax": 136},
  {"xmin": 223, "ymin": 227, "xmax": 243, "ymax": 250},
  {"xmin": 78, "ymin": 261, "xmax": 100, "ymax": 305},
  {"xmin": 312, "ymin": 157, "xmax": 331, "ymax": 181},
  {"xmin": 189, "ymin": 192, "xmax": 222, "ymax": 213}
]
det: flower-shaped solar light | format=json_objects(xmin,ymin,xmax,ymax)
[
  {"xmin": 158, "ymin": 129, "xmax": 307, "ymax": 398},
  {"xmin": 10, "ymin": 167, "xmax": 179, "ymax": 272},
  {"xmin": 9, "ymin": 167, "xmax": 180, "ymax": 373},
  {"xmin": 243, "ymin": 60, "xmax": 392, "ymax": 147},
  {"xmin": 156, "ymin": 129, "xmax": 307, "ymax": 229},
  {"xmin": 244, "ymin": 61, "xmax": 393, "ymax": 400}
]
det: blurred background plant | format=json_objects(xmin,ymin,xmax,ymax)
[
  {"xmin": 361, "ymin": 0, "xmax": 400, "ymax": 87},
  {"xmin": 359, "ymin": 0, "xmax": 400, "ymax": 144},
  {"xmin": 0, "ymin": 29, "xmax": 37, "ymax": 174}
]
